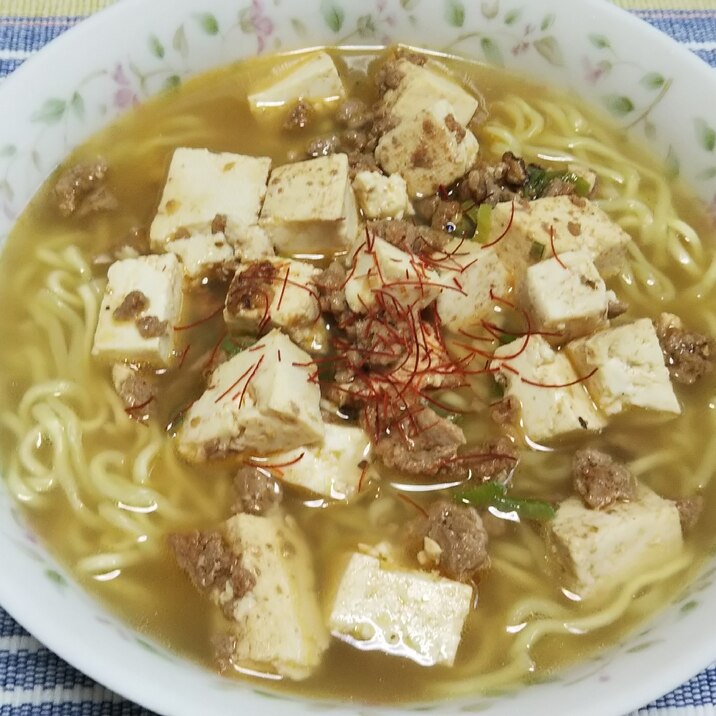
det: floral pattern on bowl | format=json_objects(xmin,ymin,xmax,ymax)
[{"xmin": 1, "ymin": 0, "xmax": 716, "ymax": 715}]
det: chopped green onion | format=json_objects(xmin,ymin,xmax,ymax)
[
  {"xmin": 529, "ymin": 240, "xmax": 545, "ymax": 261},
  {"xmin": 498, "ymin": 333, "xmax": 518, "ymax": 345},
  {"xmin": 454, "ymin": 482, "xmax": 556, "ymax": 522},
  {"xmin": 474, "ymin": 203, "xmax": 493, "ymax": 243},
  {"xmin": 572, "ymin": 175, "xmax": 591, "ymax": 197},
  {"xmin": 221, "ymin": 335, "xmax": 255, "ymax": 357}
]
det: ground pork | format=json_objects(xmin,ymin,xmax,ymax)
[
  {"xmin": 314, "ymin": 260, "xmax": 350, "ymax": 321},
  {"xmin": 225, "ymin": 261, "xmax": 278, "ymax": 316},
  {"xmin": 233, "ymin": 466, "xmax": 283, "ymax": 515},
  {"xmin": 572, "ymin": 448, "xmax": 636, "ymax": 510},
  {"xmin": 675, "ymin": 495, "xmax": 704, "ymax": 532},
  {"xmin": 168, "ymin": 530, "xmax": 256, "ymax": 617},
  {"xmin": 444, "ymin": 437, "xmax": 519, "ymax": 482},
  {"xmin": 368, "ymin": 218, "xmax": 451, "ymax": 254},
  {"xmin": 406, "ymin": 499, "xmax": 488, "ymax": 582},
  {"xmin": 364, "ymin": 404, "xmax": 466, "ymax": 475},
  {"xmin": 135, "ymin": 315, "xmax": 168, "ymax": 338},
  {"xmin": 656, "ymin": 312, "xmax": 714, "ymax": 385},
  {"xmin": 112, "ymin": 290, "xmax": 149, "ymax": 321},
  {"xmin": 54, "ymin": 157, "xmax": 117, "ymax": 217},
  {"xmin": 283, "ymin": 99, "xmax": 313, "ymax": 130}
]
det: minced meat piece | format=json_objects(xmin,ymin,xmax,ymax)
[
  {"xmin": 135, "ymin": 315, "xmax": 168, "ymax": 338},
  {"xmin": 233, "ymin": 466, "xmax": 282, "ymax": 515},
  {"xmin": 315, "ymin": 260, "xmax": 350, "ymax": 319},
  {"xmin": 211, "ymin": 213, "xmax": 227, "ymax": 234},
  {"xmin": 490, "ymin": 395, "xmax": 519, "ymax": 425},
  {"xmin": 365, "ymin": 404, "xmax": 466, "ymax": 476},
  {"xmin": 375, "ymin": 48, "xmax": 426, "ymax": 96},
  {"xmin": 347, "ymin": 151, "xmax": 380, "ymax": 179},
  {"xmin": 414, "ymin": 195, "xmax": 440, "ymax": 223},
  {"xmin": 336, "ymin": 98, "xmax": 371, "ymax": 129},
  {"xmin": 340, "ymin": 129, "xmax": 368, "ymax": 153},
  {"xmin": 168, "ymin": 530, "xmax": 255, "ymax": 605},
  {"xmin": 306, "ymin": 134, "xmax": 340, "ymax": 158},
  {"xmin": 444, "ymin": 113, "xmax": 466, "ymax": 142},
  {"xmin": 283, "ymin": 99, "xmax": 313, "ymax": 130},
  {"xmin": 431, "ymin": 200, "xmax": 462, "ymax": 232},
  {"xmin": 113, "ymin": 365, "xmax": 156, "ymax": 422},
  {"xmin": 572, "ymin": 448, "xmax": 636, "ymax": 510},
  {"xmin": 406, "ymin": 500, "xmax": 488, "ymax": 582},
  {"xmin": 447, "ymin": 437, "xmax": 518, "ymax": 482},
  {"xmin": 607, "ymin": 298, "xmax": 629, "ymax": 319},
  {"xmin": 225, "ymin": 261, "xmax": 278, "ymax": 316},
  {"xmin": 54, "ymin": 157, "xmax": 117, "ymax": 217},
  {"xmin": 113, "ymin": 290, "xmax": 149, "ymax": 321},
  {"xmin": 368, "ymin": 218, "xmax": 451, "ymax": 254},
  {"xmin": 462, "ymin": 154, "xmax": 529, "ymax": 206},
  {"xmin": 655, "ymin": 312, "xmax": 714, "ymax": 385},
  {"xmin": 675, "ymin": 495, "xmax": 704, "ymax": 532}
]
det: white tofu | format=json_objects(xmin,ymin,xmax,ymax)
[
  {"xmin": 376, "ymin": 99, "xmax": 479, "ymax": 197},
  {"xmin": 259, "ymin": 154, "xmax": 358, "ymax": 255},
  {"xmin": 248, "ymin": 51, "xmax": 345, "ymax": 113},
  {"xmin": 436, "ymin": 241, "xmax": 513, "ymax": 333},
  {"xmin": 257, "ymin": 423, "xmax": 372, "ymax": 501},
  {"xmin": 231, "ymin": 223, "xmax": 276, "ymax": 262},
  {"xmin": 149, "ymin": 148, "xmax": 271, "ymax": 250},
  {"xmin": 352, "ymin": 171, "xmax": 413, "ymax": 220},
  {"xmin": 491, "ymin": 196, "xmax": 632, "ymax": 280},
  {"xmin": 491, "ymin": 335, "xmax": 607, "ymax": 443},
  {"xmin": 166, "ymin": 232, "xmax": 234, "ymax": 285},
  {"xmin": 177, "ymin": 330, "xmax": 324, "ymax": 462},
  {"xmin": 218, "ymin": 512, "xmax": 329, "ymax": 680},
  {"xmin": 549, "ymin": 483, "xmax": 683, "ymax": 598},
  {"xmin": 566, "ymin": 319, "xmax": 681, "ymax": 416},
  {"xmin": 328, "ymin": 551, "xmax": 472, "ymax": 667},
  {"xmin": 92, "ymin": 254, "xmax": 183, "ymax": 368},
  {"xmin": 520, "ymin": 250, "xmax": 609, "ymax": 344},
  {"xmin": 345, "ymin": 236, "xmax": 442, "ymax": 314},
  {"xmin": 224, "ymin": 257, "xmax": 321, "ymax": 337},
  {"xmin": 382, "ymin": 58, "xmax": 479, "ymax": 127}
]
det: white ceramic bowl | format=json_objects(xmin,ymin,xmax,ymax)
[{"xmin": 1, "ymin": 1, "xmax": 716, "ymax": 714}]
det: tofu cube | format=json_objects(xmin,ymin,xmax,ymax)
[
  {"xmin": 549, "ymin": 483, "xmax": 683, "ymax": 598},
  {"xmin": 232, "ymin": 224, "xmax": 275, "ymax": 262},
  {"xmin": 166, "ymin": 232, "xmax": 235, "ymax": 285},
  {"xmin": 436, "ymin": 241, "xmax": 513, "ymax": 333},
  {"xmin": 565, "ymin": 319, "xmax": 681, "ymax": 415},
  {"xmin": 376, "ymin": 99, "xmax": 479, "ymax": 197},
  {"xmin": 248, "ymin": 51, "xmax": 345, "ymax": 113},
  {"xmin": 491, "ymin": 335, "xmax": 607, "ymax": 443},
  {"xmin": 256, "ymin": 423, "xmax": 372, "ymax": 501},
  {"xmin": 259, "ymin": 154, "xmax": 358, "ymax": 255},
  {"xmin": 177, "ymin": 330, "xmax": 324, "ymax": 462},
  {"xmin": 224, "ymin": 257, "xmax": 321, "ymax": 337},
  {"xmin": 328, "ymin": 551, "xmax": 473, "ymax": 667},
  {"xmin": 149, "ymin": 148, "xmax": 271, "ymax": 250},
  {"xmin": 92, "ymin": 254, "xmax": 183, "ymax": 368},
  {"xmin": 345, "ymin": 236, "xmax": 442, "ymax": 313},
  {"xmin": 382, "ymin": 58, "xmax": 479, "ymax": 127},
  {"xmin": 352, "ymin": 171, "xmax": 413, "ymax": 220},
  {"xmin": 491, "ymin": 196, "xmax": 632, "ymax": 280},
  {"xmin": 218, "ymin": 512, "xmax": 329, "ymax": 680},
  {"xmin": 520, "ymin": 250, "xmax": 609, "ymax": 344}
]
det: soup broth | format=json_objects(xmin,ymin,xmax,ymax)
[{"xmin": 1, "ymin": 47, "xmax": 716, "ymax": 703}]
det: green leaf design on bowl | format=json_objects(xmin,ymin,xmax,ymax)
[
  {"xmin": 533, "ymin": 36, "xmax": 564, "ymax": 67},
  {"xmin": 445, "ymin": 0, "xmax": 466, "ymax": 28},
  {"xmin": 320, "ymin": 0, "xmax": 345, "ymax": 32},
  {"xmin": 604, "ymin": 95, "xmax": 635, "ymax": 116},
  {"xmin": 695, "ymin": 118, "xmax": 716, "ymax": 152},
  {"xmin": 195, "ymin": 12, "xmax": 220, "ymax": 36}
]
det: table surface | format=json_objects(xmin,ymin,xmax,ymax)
[{"xmin": 1, "ymin": 0, "xmax": 716, "ymax": 714}]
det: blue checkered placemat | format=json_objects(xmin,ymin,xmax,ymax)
[{"xmin": 1, "ymin": 1, "xmax": 716, "ymax": 714}]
